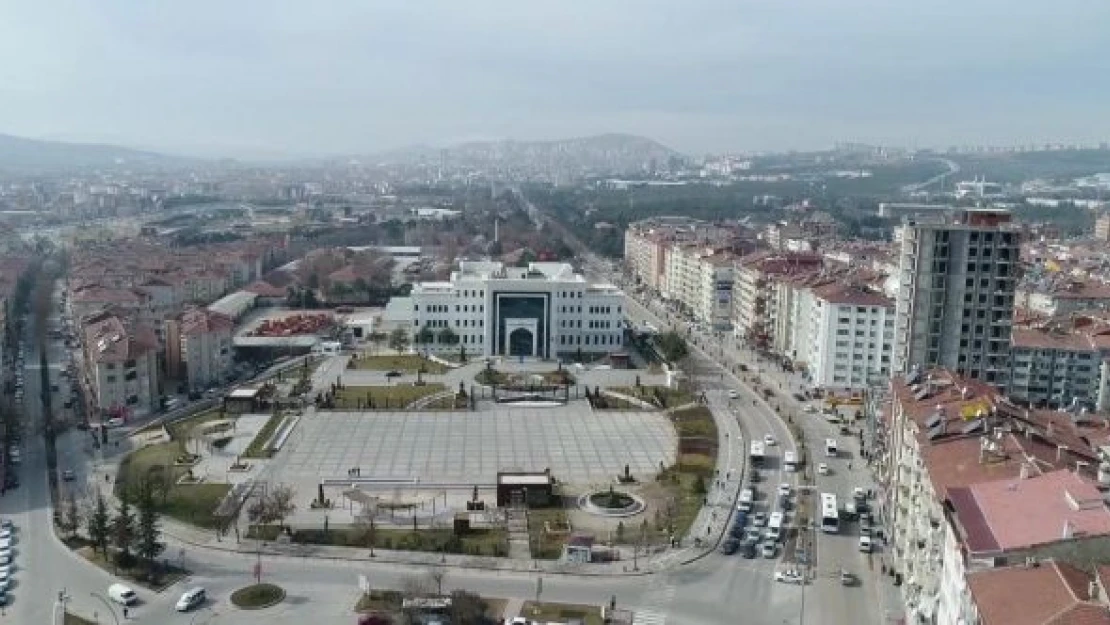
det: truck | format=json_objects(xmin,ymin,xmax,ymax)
[{"xmin": 750, "ymin": 441, "xmax": 766, "ymax": 464}]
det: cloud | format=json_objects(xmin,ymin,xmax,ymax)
[{"xmin": 1, "ymin": 0, "xmax": 1108, "ymax": 157}]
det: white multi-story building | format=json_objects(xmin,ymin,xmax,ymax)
[
  {"xmin": 166, "ymin": 307, "xmax": 235, "ymax": 391},
  {"xmin": 732, "ymin": 252, "xmax": 824, "ymax": 349},
  {"xmin": 408, "ymin": 261, "xmax": 625, "ymax": 359},
  {"xmin": 695, "ymin": 252, "xmax": 734, "ymax": 330},
  {"xmin": 806, "ymin": 284, "xmax": 894, "ymax": 390},
  {"xmin": 893, "ymin": 208, "xmax": 1020, "ymax": 386},
  {"xmin": 81, "ymin": 311, "xmax": 160, "ymax": 419},
  {"xmin": 1007, "ymin": 315, "xmax": 1110, "ymax": 410}
]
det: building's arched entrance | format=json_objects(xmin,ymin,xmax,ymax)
[{"xmin": 508, "ymin": 327, "xmax": 535, "ymax": 357}]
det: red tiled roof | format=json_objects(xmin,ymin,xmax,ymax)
[
  {"xmin": 811, "ymin": 282, "xmax": 893, "ymax": 308},
  {"xmin": 243, "ymin": 280, "xmax": 286, "ymax": 297},
  {"xmin": 968, "ymin": 561, "xmax": 1110, "ymax": 625}
]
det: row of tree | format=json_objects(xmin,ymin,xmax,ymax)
[{"xmin": 75, "ymin": 484, "xmax": 165, "ymax": 579}]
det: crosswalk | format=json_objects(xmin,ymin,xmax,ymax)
[{"xmin": 632, "ymin": 578, "xmax": 675, "ymax": 625}]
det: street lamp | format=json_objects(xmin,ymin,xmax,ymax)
[{"xmin": 90, "ymin": 592, "xmax": 121, "ymax": 625}]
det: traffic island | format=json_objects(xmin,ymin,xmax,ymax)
[
  {"xmin": 230, "ymin": 583, "xmax": 286, "ymax": 610},
  {"xmin": 521, "ymin": 601, "xmax": 605, "ymax": 625}
]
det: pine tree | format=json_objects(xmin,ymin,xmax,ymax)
[
  {"xmin": 113, "ymin": 491, "xmax": 137, "ymax": 567},
  {"xmin": 88, "ymin": 491, "xmax": 111, "ymax": 556},
  {"xmin": 60, "ymin": 491, "xmax": 82, "ymax": 539},
  {"xmin": 136, "ymin": 482, "xmax": 165, "ymax": 578}
]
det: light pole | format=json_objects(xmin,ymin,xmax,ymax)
[
  {"xmin": 52, "ymin": 589, "xmax": 69, "ymax": 625},
  {"xmin": 90, "ymin": 592, "xmax": 121, "ymax": 625}
]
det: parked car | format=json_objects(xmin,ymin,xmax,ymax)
[
  {"xmin": 817, "ymin": 463, "xmax": 830, "ymax": 476},
  {"xmin": 62, "ymin": 469, "xmax": 75, "ymax": 481},
  {"xmin": 774, "ymin": 569, "xmax": 805, "ymax": 584},
  {"xmin": 761, "ymin": 541, "xmax": 777, "ymax": 558},
  {"xmin": 740, "ymin": 540, "xmax": 758, "ymax": 559}
]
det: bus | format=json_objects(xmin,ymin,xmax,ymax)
[
  {"xmin": 750, "ymin": 441, "xmax": 765, "ymax": 465},
  {"xmin": 820, "ymin": 493, "xmax": 840, "ymax": 534},
  {"xmin": 825, "ymin": 438, "xmax": 838, "ymax": 458},
  {"xmin": 783, "ymin": 450, "xmax": 798, "ymax": 472},
  {"xmin": 767, "ymin": 511, "xmax": 784, "ymax": 541}
]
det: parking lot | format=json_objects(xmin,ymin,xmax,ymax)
[{"xmin": 273, "ymin": 402, "xmax": 677, "ymax": 487}]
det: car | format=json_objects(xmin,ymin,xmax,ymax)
[
  {"xmin": 841, "ymin": 570, "xmax": 857, "ymax": 586},
  {"xmin": 62, "ymin": 469, "xmax": 75, "ymax": 481},
  {"xmin": 793, "ymin": 393, "xmax": 807, "ymax": 402},
  {"xmin": 859, "ymin": 535, "xmax": 873, "ymax": 553},
  {"xmin": 0, "ymin": 529, "xmax": 10, "ymax": 541},
  {"xmin": 763, "ymin": 434, "xmax": 777, "ymax": 446},
  {"xmin": 0, "ymin": 554, "xmax": 11, "ymax": 566},
  {"xmin": 0, "ymin": 537, "xmax": 11, "ymax": 549},
  {"xmin": 108, "ymin": 583, "xmax": 138, "ymax": 606},
  {"xmin": 0, "ymin": 519, "xmax": 11, "ymax": 530},
  {"xmin": 860, "ymin": 516, "xmax": 873, "ymax": 536},
  {"xmin": 761, "ymin": 541, "xmax": 778, "ymax": 558},
  {"xmin": 385, "ymin": 370, "xmax": 403, "ymax": 378},
  {"xmin": 0, "ymin": 563, "xmax": 12, "ymax": 578},
  {"xmin": 508, "ymin": 618, "xmax": 530, "ymax": 625},
  {"xmin": 106, "ymin": 417, "xmax": 125, "ymax": 428},
  {"xmin": 778, "ymin": 483, "xmax": 792, "ymax": 497},
  {"xmin": 0, "ymin": 591, "xmax": 7, "ymax": 606},
  {"xmin": 719, "ymin": 539, "xmax": 740, "ymax": 555},
  {"xmin": 752, "ymin": 512, "xmax": 767, "ymax": 527},
  {"xmin": 728, "ymin": 523, "xmax": 745, "ymax": 539},
  {"xmin": 176, "ymin": 587, "xmax": 206, "ymax": 611},
  {"xmin": 774, "ymin": 569, "xmax": 805, "ymax": 584},
  {"xmin": 817, "ymin": 463, "xmax": 830, "ymax": 476},
  {"xmin": 727, "ymin": 390, "xmax": 739, "ymax": 399},
  {"xmin": 803, "ymin": 405, "xmax": 818, "ymax": 413},
  {"xmin": 740, "ymin": 541, "xmax": 758, "ymax": 559},
  {"xmin": 0, "ymin": 548, "xmax": 11, "ymax": 561},
  {"xmin": 853, "ymin": 487, "xmax": 867, "ymax": 501}
]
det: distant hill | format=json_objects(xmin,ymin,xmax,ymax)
[
  {"xmin": 0, "ymin": 133, "xmax": 194, "ymax": 171},
  {"xmin": 366, "ymin": 133, "xmax": 685, "ymax": 175}
]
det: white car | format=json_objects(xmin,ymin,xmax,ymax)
[
  {"xmin": 859, "ymin": 535, "xmax": 873, "ymax": 553},
  {"xmin": 803, "ymin": 405, "xmax": 818, "ymax": 413},
  {"xmin": 763, "ymin": 434, "xmax": 777, "ymax": 446},
  {"xmin": 778, "ymin": 483, "xmax": 792, "ymax": 497},
  {"xmin": 774, "ymin": 569, "xmax": 805, "ymax": 585},
  {"xmin": 0, "ymin": 529, "xmax": 10, "ymax": 541},
  {"xmin": 818, "ymin": 463, "xmax": 830, "ymax": 476},
  {"xmin": 727, "ymin": 390, "xmax": 740, "ymax": 399}
]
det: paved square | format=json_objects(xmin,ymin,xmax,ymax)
[{"xmin": 274, "ymin": 403, "xmax": 676, "ymax": 485}]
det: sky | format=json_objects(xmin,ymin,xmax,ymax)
[{"xmin": 2, "ymin": 0, "xmax": 1109, "ymax": 159}]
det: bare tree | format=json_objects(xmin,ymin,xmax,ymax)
[
  {"xmin": 353, "ymin": 511, "xmax": 378, "ymax": 557},
  {"xmin": 268, "ymin": 485, "xmax": 296, "ymax": 529},
  {"xmin": 401, "ymin": 574, "xmax": 431, "ymax": 598}
]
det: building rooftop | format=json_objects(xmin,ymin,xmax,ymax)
[
  {"xmin": 950, "ymin": 469, "xmax": 1110, "ymax": 555},
  {"xmin": 967, "ymin": 560, "xmax": 1110, "ymax": 625},
  {"xmin": 811, "ymin": 282, "xmax": 893, "ymax": 308}
]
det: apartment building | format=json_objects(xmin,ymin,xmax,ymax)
[
  {"xmin": 1007, "ymin": 315, "xmax": 1110, "ymax": 411},
  {"xmin": 1096, "ymin": 212, "xmax": 1110, "ymax": 242},
  {"xmin": 732, "ymin": 251, "xmax": 823, "ymax": 349},
  {"xmin": 806, "ymin": 283, "xmax": 894, "ymax": 390},
  {"xmin": 695, "ymin": 252, "xmax": 735, "ymax": 329},
  {"xmin": 81, "ymin": 311, "xmax": 160, "ymax": 419},
  {"xmin": 624, "ymin": 217, "xmax": 740, "ymax": 293},
  {"xmin": 1016, "ymin": 277, "xmax": 1110, "ymax": 316},
  {"xmin": 408, "ymin": 261, "xmax": 624, "ymax": 359},
  {"xmin": 892, "ymin": 208, "xmax": 1020, "ymax": 386},
  {"xmin": 883, "ymin": 368, "xmax": 1102, "ymax": 625},
  {"xmin": 165, "ymin": 307, "xmax": 235, "ymax": 390}
]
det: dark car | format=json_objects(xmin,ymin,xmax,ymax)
[
  {"xmin": 719, "ymin": 539, "xmax": 740, "ymax": 555},
  {"xmin": 740, "ymin": 541, "xmax": 758, "ymax": 559},
  {"xmin": 729, "ymin": 524, "xmax": 746, "ymax": 539},
  {"xmin": 5, "ymin": 475, "xmax": 18, "ymax": 489},
  {"xmin": 749, "ymin": 469, "xmax": 761, "ymax": 483},
  {"xmin": 385, "ymin": 370, "xmax": 403, "ymax": 378}
]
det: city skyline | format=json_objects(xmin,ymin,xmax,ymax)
[{"xmin": 2, "ymin": 0, "xmax": 1110, "ymax": 159}]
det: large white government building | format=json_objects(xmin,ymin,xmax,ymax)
[{"xmin": 405, "ymin": 261, "xmax": 626, "ymax": 359}]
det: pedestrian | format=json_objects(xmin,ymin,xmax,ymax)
[{"xmin": 123, "ymin": 606, "xmax": 129, "ymax": 619}]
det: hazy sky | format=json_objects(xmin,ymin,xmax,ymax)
[{"xmin": 2, "ymin": 0, "xmax": 1109, "ymax": 158}]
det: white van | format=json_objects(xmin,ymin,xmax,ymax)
[
  {"xmin": 738, "ymin": 488, "xmax": 754, "ymax": 512},
  {"xmin": 108, "ymin": 583, "xmax": 138, "ymax": 606},
  {"xmin": 767, "ymin": 511, "xmax": 784, "ymax": 541}
]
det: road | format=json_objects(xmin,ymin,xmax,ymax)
[{"xmin": 900, "ymin": 157, "xmax": 960, "ymax": 193}]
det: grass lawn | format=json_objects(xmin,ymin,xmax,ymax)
[
  {"xmin": 249, "ymin": 525, "xmax": 508, "ymax": 557},
  {"xmin": 350, "ymin": 354, "xmax": 447, "ymax": 374},
  {"xmin": 650, "ymin": 462, "xmax": 713, "ymax": 544},
  {"xmin": 331, "ymin": 383, "xmax": 446, "ymax": 410},
  {"xmin": 78, "ymin": 547, "xmax": 189, "ymax": 591},
  {"xmin": 243, "ymin": 412, "xmax": 286, "ymax": 458},
  {"xmin": 230, "ymin": 583, "xmax": 286, "ymax": 609},
  {"xmin": 165, "ymin": 408, "xmax": 231, "ymax": 441},
  {"xmin": 527, "ymin": 507, "xmax": 572, "ymax": 560},
  {"xmin": 115, "ymin": 442, "xmax": 231, "ymax": 528},
  {"xmin": 670, "ymin": 405, "xmax": 718, "ymax": 439},
  {"xmin": 610, "ymin": 385, "xmax": 694, "ymax": 409},
  {"xmin": 521, "ymin": 601, "xmax": 604, "ymax": 625}
]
